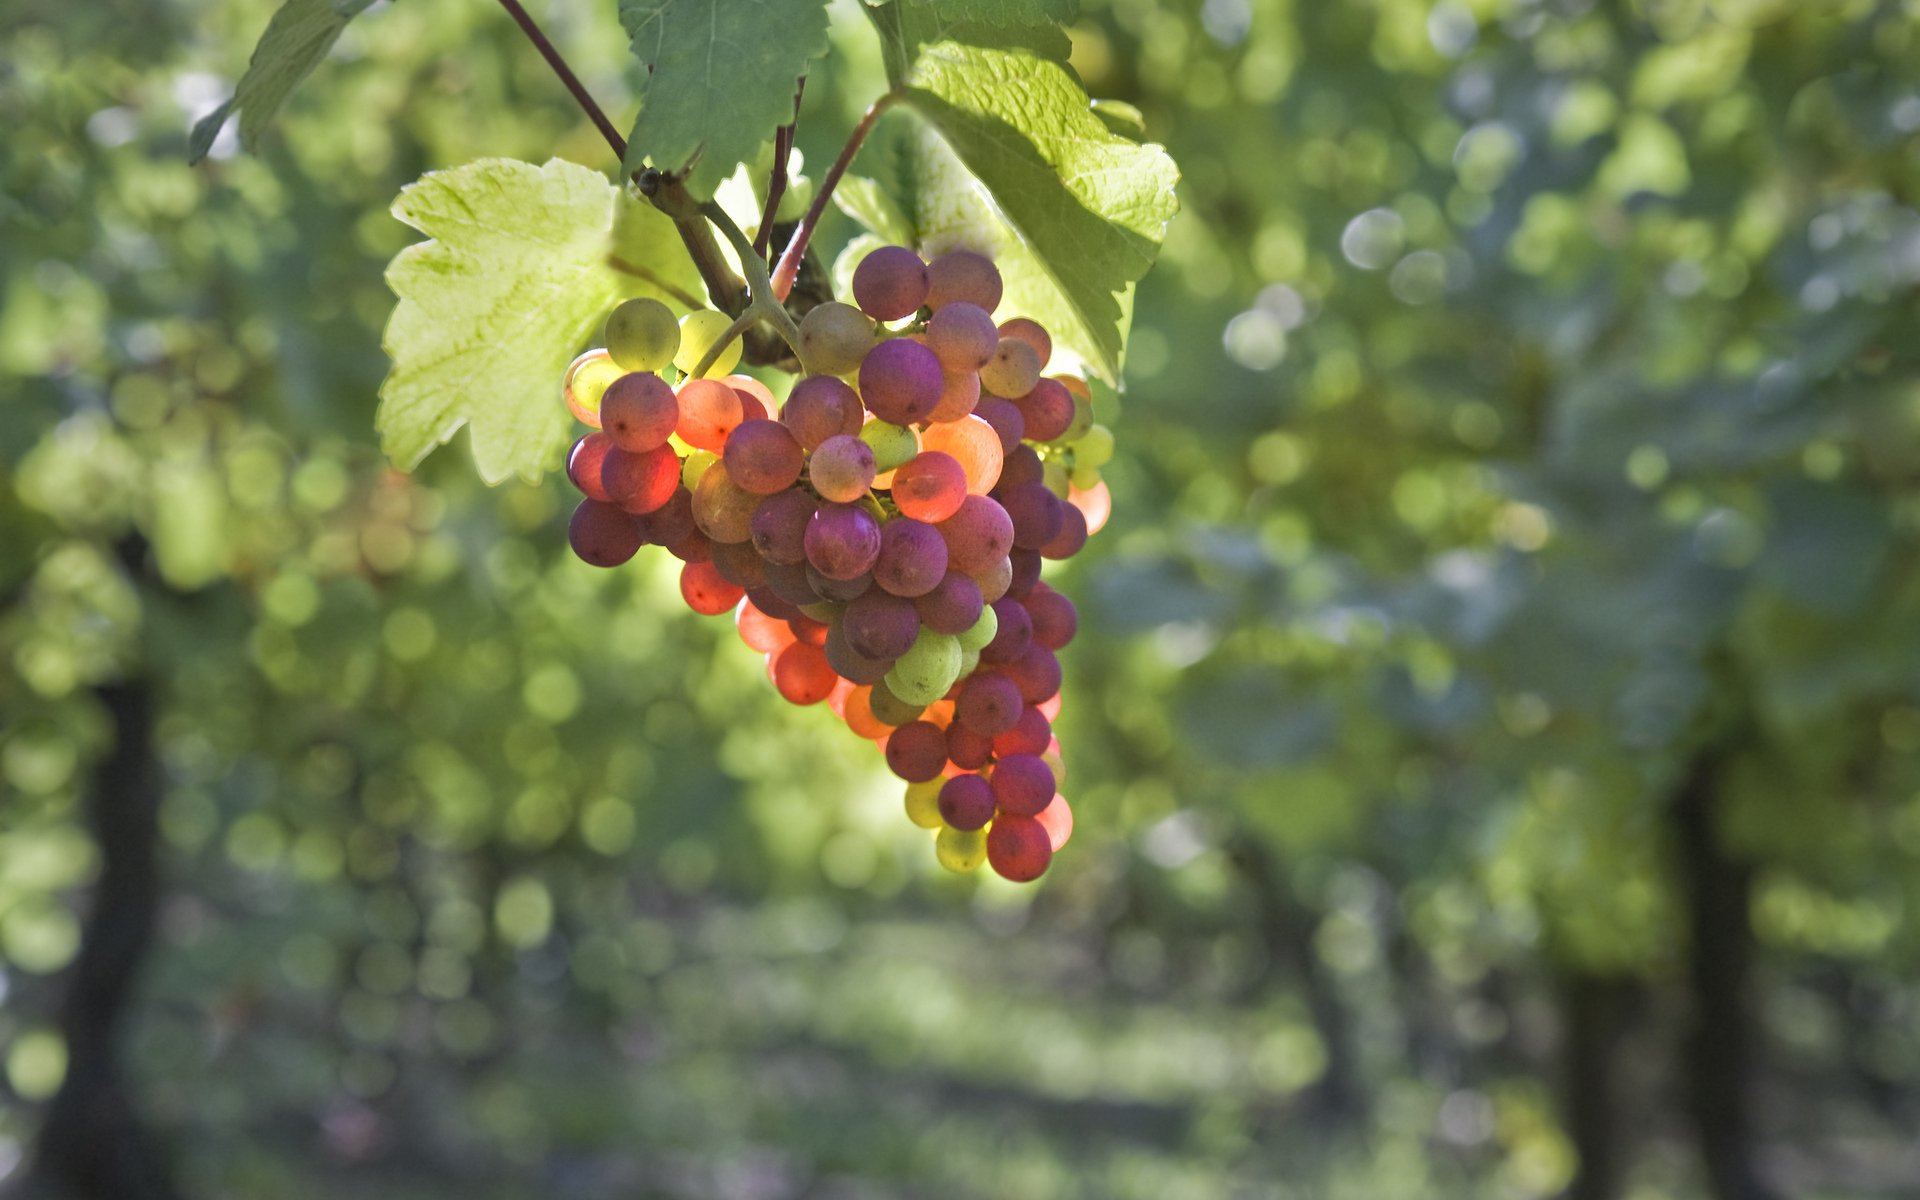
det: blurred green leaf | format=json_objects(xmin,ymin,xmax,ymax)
[{"xmin": 188, "ymin": 0, "xmax": 378, "ymax": 163}]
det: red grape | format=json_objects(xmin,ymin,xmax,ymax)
[
  {"xmin": 998, "ymin": 318, "xmax": 1052, "ymax": 369},
  {"xmin": 990, "ymin": 753, "xmax": 1055, "ymax": 817},
  {"xmin": 601, "ymin": 444, "xmax": 681, "ymax": 515},
  {"xmin": 675, "ymin": 378, "xmax": 745, "ymax": 452},
  {"xmin": 938, "ymin": 774, "xmax": 995, "ymax": 831},
  {"xmin": 769, "ymin": 640, "xmax": 836, "ymax": 705},
  {"xmin": 809, "ymin": 434, "xmax": 877, "ymax": 503},
  {"xmin": 956, "ymin": 673, "xmax": 1024, "ymax": 736},
  {"xmin": 852, "ymin": 246, "xmax": 930, "ymax": 321},
  {"xmin": 925, "ymin": 250, "xmax": 1003, "ymax": 314},
  {"xmin": 938, "ymin": 494, "xmax": 1016, "ymax": 573},
  {"xmin": 723, "ymin": 418, "xmax": 804, "ymax": 494},
  {"xmin": 600, "ymin": 372, "xmax": 680, "ymax": 451},
  {"xmin": 569, "ymin": 499, "xmax": 642, "ymax": 567},
  {"xmin": 749, "ymin": 488, "xmax": 817, "ymax": 565},
  {"xmin": 926, "ymin": 301, "xmax": 998, "ymax": 371},
  {"xmin": 986, "ymin": 814, "xmax": 1052, "ymax": 882},
  {"xmin": 567, "ymin": 433, "xmax": 614, "ymax": 501},
  {"xmin": 891, "ymin": 451, "xmax": 969, "ymax": 523},
  {"xmin": 884, "ymin": 720, "xmax": 948, "ymax": 782},
  {"xmin": 680, "ymin": 560, "xmax": 745, "ymax": 615}
]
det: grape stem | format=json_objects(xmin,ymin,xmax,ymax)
[
  {"xmin": 694, "ymin": 202, "xmax": 808, "ymax": 375},
  {"xmin": 771, "ymin": 90, "xmax": 902, "ymax": 301},
  {"xmin": 753, "ymin": 78, "xmax": 807, "ymax": 259},
  {"xmin": 490, "ymin": 0, "xmax": 628, "ymax": 161}
]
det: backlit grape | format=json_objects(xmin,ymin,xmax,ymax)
[
  {"xmin": 797, "ymin": 301, "xmax": 875, "ymax": 375},
  {"xmin": 852, "ymin": 245, "xmax": 930, "ymax": 321},
  {"xmin": 810, "ymin": 434, "xmax": 877, "ymax": 503},
  {"xmin": 606, "ymin": 298, "xmax": 681, "ymax": 372},
  {"xmin": 569, "ymin": 499, "xmax": 642, "ymax": 567},
  {"xmin": 986, "ymin": 814, "xmax": 1051, "ymax": 881},
  {"xmin": 925, "ymin": 250, "xmax": 1003, "ymax": 314},
  {"xmin": 980, "ymin": 337, "xmax": 1042, "ymax": 399},
  {"xmin": 674, "ymin": 309, "xmax": 743, "ymax": 377},
  {"xmin": 564, "ymin": 349, "xmax": 623, "ymax": 427},
  {"xmin": 723, "ymin": 418, "xmax": 804, "ymax": 494}
]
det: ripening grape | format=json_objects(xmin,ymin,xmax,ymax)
[
  {"xmin": 999, "ymin": 482, "xmax": 1065, "ymax": 550},
  {"xmin": 788, "ymin": 613, "xmax": 831, "ymax": 646},
  {"xmin": 926, "ymin": 302, "xmax": 999, "ymax": 371},
  {"xmin": 873, "ymin": 517, "xmax": 948, "ymax": 599},
  {"xmin": 1035, "ymin": 794, "xmax": 1073, "ymax": 852},
  {"xmin": 938, "ymin": 495, "xmax": 1016, "ymax": 573},
  {"xmin": 980, "ymin": 338, "xmax": 1042, "ymax": 399},
  {"xmin": 935, "ymin": 825, "xmax": 988, "ymax": 873},
  {"xmin": 1041, "ymin": 457, "xmax": 1070, "ymax": 498},
  {"xmin": 981, "ymin": 597, "xmax": 1034, "ymax": 665},
  {"xmin": 804, "ymin": 502, "xmax": 883, "ymax": 580},
  {"xmin": 797, "ymin": 301, "xmax": 875, "ymax": 375},
  {"xmin": 809, "ymin": 434, "xmax": 877, "ymax": 503},
  {"xmin": 601, "ymin": 444, "xmax": 681, "ymax": 515},
  {"xmin": 769, "ymin": 640, "xmax": 837, "ymax": 705},
  {"xmin": 807, "ymin": 563, "xmax": 872, "ymax": 603},
  {"xmin": 636, "ymin": 485, "xmax": 696, "ymax": 545},
  {"xmin": 917, "ymin": 417, "xmax": 1003, "ymax": 496},
  {"xmin": 1068, "ymin": 478, "xmax": 1112, "ymax": 536},
  {"xmin": 663, "ymin": 526, "xmax": 712, "ymax": 563},
  {"xmin": 727, "ymin": 375, "xmax": 775, "ymax": 422},
  {"xmin": 1024, "ymin": 586, "xmax": 1079, "ymax": 650},
  {"xmin": 674, "ymin": 309, "xmax": 743, "ymax": 377},
  {"xmin": 676, "ymin": 378, "xmax": 747, "ymax": 453},
  {"xmin": 709, "ymin": 538, "xmax": 767, "ymax": 588},
  {"xmin": 947, "ymin": 722, "xmax": 994, "ymax": 769},
  {"xmin": 997, "ymin": 317, "xmax": 1052, "ymax": 370},
  {"xmin": 956, "ymin": 673, "xmax": 1024, "ymax": 736},
  {"xmin": 986, "ymin": 814, "xmax": 1051, "ymax": 881},
  {"xmin": 925, "ymin": 250, "xmax": 1003, "ymax": 314},
  {"xmin": 915, "ymin": 571, "xmax": 984, "ymax": 636},
  {"xmin": 956, "ymin": 604, "xmax": 998, "ymax": 653},
  {"xmin": 971, "ymin": 555, "xmax": 1014, "ymax": 604},
  {"xmin": 1004, "ymin": 643, "xmax": 1063, "ymax": 705},
  {"xmin": 904, "ymin": 779, "xmax": 945, "ymax": 830},
  {"xmin": 749, "ymin": 582, "xmax": 806, "ymax": 621},
  {"xmin": 567, "ymin": 433, "xmax": 614, "ymax": 501},
  {"xmin": 781, "ymin": 375, "xmax": 865, "ymax": 450},
  {"xmin": 760, "ymin": 560, "xmax": 819, "ymax": 609},
  {"xmin": 995, "ymin": 706, "xmax": 1052, "ymax": 757},
  {"xmin": 859, "ymin": 420, "xmax": 919, "ymax": 474},
  {"xmin": 844, "ymin": 686, "xmax": 894, "ymax": 739},
  {"xmin": 999, "ymin": 445, "xmax": 1044, "ymax": 491},
  {"xmin": 680, "ymin": 560, "xmax": 746, "ymax": 615},
  {"xmin": 891, "ymin": 451, "xmax": 969, "ymax": 523},
  {"xmin": 600, "ymin": 372, "xmax": 680, "ymax": 452},
  {"xmin": 747, "ymin": 488, "xmax": 816, "ymax": 565},
  {"xmin": 736, "ymin": 600, "xmax": 795, "ymax": 652},
  {"xmin": 868, "ymin": 678, "xmax": 927, "ymax": 726},
  {"xmin": 691, "ymin": 465, "xmax": 760, "ymax": 544},
  {"xmin": 1008, "ymin": 547, "xmax": 1043, "ymax": 599},
  {"xmin": 858, "ymin": 337, "xmax": 944, "ymax": 425},
  {"xmin": 1040, "ymin": 502, "xmax": 1088, "ymax": 560},
  {"xmin": 564, "ymin": 349, "xmax": 624, "ymax": 427},
  {"xmin": 606, "ymin": 298, "xmax": 681, "ymax": 371},
  {"xmin": 843, "ymin": 590, "xmax": 921, "ymax": 661},
  {"xmin": 971, "ymin": 396, "xmax": 1026, "ymax": 454},
  {"xmin": 722, "ymin": 418, "xmax": 804, "ymax": 494},
  {"xmin": 885, "ymin": 720, "xmax": 948, "ymax": 782},
  {"xmin": 1060, "ymin": 392, "xmax": 1095, "ymax": 443},
  {"xmin": 929, "ymin": 367, "xmax": 981, "ymax": 423},
  {"xmin": 1076, "ymin": 423, "xmax": 1115, "ymax": 468},
  {"xmin": 681, "ymin": 448, "xmax": 718, "ymax": 490},
  {"xmin": 569, "ymin": 499, "xmax": 642, "ymax": 567},
  {"xmin": 886, "ymin": 626, "xmax": 963, "ymax": 707},
  {"xmin": 938, "ymin": 774, "xmax": 996, "ymax": 831},
  {"xmin": 990, "ymin": 753, "xmax": 1055, "ymax": 817},
  {"xmin": 1016, "ymin": 377, "xmax": 1075, "ymax": 443},
  {"xmin": 824, "ymin": 622, "xmax": 893, "ymax": 684},
  {"xmin": 852, "ymin": 245, "xmax": 930, "ymax": 321}
]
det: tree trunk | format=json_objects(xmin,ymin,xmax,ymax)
[
  {"xmin": 1561, "ymin": 971, "xmax": 1635, "ymax": 1200},
  {"xmin": 19, "ymin": 679, "xmax": 183, "ymax": 1200}
]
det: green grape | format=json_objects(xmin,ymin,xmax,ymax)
[
  {"xmin": 956, "ymin": 605, "xmax": 998, "ymax": 652},
  {"xmin": 564, "ymin": 350, "xmax": 625, "ymax": 425},
  {"xmin": 797, "ymin": 302, "xmax": 875, "ymax": 376},
  {"xmin": 1070, "ymin": 464, "xmax": 1102, "ymax": 491},
  {"xmin": 605, "ymin": 298, "xmax": 680, "ymax": 372},
  {"xmin": 675, "ymin": 310, "xmax": 743, "ymax": 378},
  {"xmin": 904, "ymin": 779, "xmax": 944, "ymax": 830},
  {"xmin": 1041, "ymin": 458, "xmax": 1070, "ymax": 498},
  {"xmin": 1061, "ymin": 395, "xmax": 1095, "ymax": 443},
  {"xmin": 957, "ymin": 647, "xmax": 980, "ymax": 679},
  {"xmin": 681, "ymin": 449, "xmax": 719, "ymax": 490},
  {"xmin": 860, "ymin": 421, "xmax": 919, "ymax": 473},
  {"xmin": 801, "ymin": 600, "xmax": 843, "ymax": 623},
  {"xmin": 1076, "ymin": 423, "xmax": 1115, "ymax": 468},
  {"xmin": 885, "ymin": 627, "xmax": 961, "ymax": 706},
  {"xmin": 935, "ymin": 825, "xmax": 987, "ymax": 872}
]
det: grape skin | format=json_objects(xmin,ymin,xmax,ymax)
[{"xmin": 606, "ymin": 298, "xmax": 680, "ymax": 372}]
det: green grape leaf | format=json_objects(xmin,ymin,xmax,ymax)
[
  {"xmin": 377, "ymin": 158, "xmax": 701, "ymax": 485},
  {"xmin": 873, "ymin": 0, "xmax": 1074, "ymax": 66},
  {"xmin": 188, "ymin": 0, "xmax": 378, "ymax": 164},
  {"xmin": 891, "ymin": 42, "xmax": 1179, "ymax": 383},
  {"xmin": 619, "ymin": 0, "xmax": 832, "ymax": 200},
  {"xmin": 832, "ymin": 175, "xmax": 915, "ymax": 247}
]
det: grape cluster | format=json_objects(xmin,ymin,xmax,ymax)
[{"xmin": 560, "ymin": 248, "xmax": 1115, "ymax": 883}]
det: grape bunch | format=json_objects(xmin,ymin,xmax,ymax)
[{"xmin": 560, "ymin": 247, "xmax": 1115, "ymax": 883}]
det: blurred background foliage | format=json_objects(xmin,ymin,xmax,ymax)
[{"xmin": 5, "ymin": 0, "xmax": 1920, "ymax": 1197}]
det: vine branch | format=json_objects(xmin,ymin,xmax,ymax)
[
  {"xmin": 701, "ymin": 201, "xmax": 808, "ymax": 369},
  {"xmin": 492, "ymin": 0, "xmax": 628, "ymax": 161},
  {"xmin": 771, "ymin": 90, "xmax": 901, "ymax": 301},
  {"xmin": 754, "ymin": 78, "xmax": 807, "ymax": 259}
]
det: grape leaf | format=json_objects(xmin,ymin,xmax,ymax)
[
  {"xmin": 377, "ymin": 158, "xmax": 701, "ymax": 485},
  {"xmin": 188, "ymin": 0, "xmax": 378, "ymax": 164},
  {"xmin": 886, "ymin": 39, "xmax": 1179, "ymax": 382},
  {"xmin": 619, "ymin": 0, "xmax": 832, "ymax": 200},
  {"xmin": 899, "ymin": 0, "xmax": 1076, "ymax": 59},
  {"xmin": 832, "ymin": 176, "xmax": 915, "ymax": 247}
]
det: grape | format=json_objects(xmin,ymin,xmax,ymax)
[
  {"xmin": 761, "ymin": 559, "xmax": 821, "ymax": 608},
  {"xmin": 986, "ymin": 814, "xmax": 1051, "ymax": 882},
  {"xmin": 736, "ymin": 600, "xmax": 795, "ymax": 652},
  {"xmin": 868, "ymin": 678, "xmax": 926, "ymax": 726},
  {"xmin": 925, "ymin": 250, "xmax": 1003, "ymax": 314},
  {"xmin": 680, "ymin": 560, "xmax": 745, "ymax": 615},
  {"xmin": 956, "ymin": 604, "xmax": 999, "ymax": 653},
  {"xmin": 891, "ymin": 451, "xmax": 969, "ymax": 523},
  {"xmin": 994, "ymin": 706, "xmax": 1052, "ymax": 757},
  {"xmin": 710, "ymin": 538, "xmax": 767, "ymax": 588},
  {"xmin": 938, "ymin": 774, "xmax": 996, "ymax": 831},
  {"xmin": 797, "ymin": 301, "xmax": 875, "ymax": 375},
  {"xmin": 606, "ymin": 298, "xmax": 680, "ymax": 371},
  {"xmin": 845, "ymin": 686, "xmax": 895, "ymax": 739},
  {"xmin": 926, "ymin": 301, "xmax": 999, "ymax": 371},
  {"xmin": 938, "ymin": 495, "xmax": 1016, "ymax": 574},
  {"xmin": 917, "ymin": 417, "xmax": 1003, "ymax": 496},
  {"xmin": 1024, "ymin": 586, "xmax": 1079, "ymax": 649},
  {"xmin": 997, "ymin": 317, "xmax": 1052, "ymax": 370},
  {"xmin": 569, "ymin": 499, "xmax": 643, "ymax": 567},
  {"xmin": 635, "ymin": 485, "xmax": 696, "ymax": 545},
  {"xmin": 564, "ymin": 349, "xmax": 623, "ymax": 427},
  {"xmin": 851, "ymin": 246, "xmax": 930, "ymax": 321},
  {"xmin": 787, "ymin": 613, "xmax": 831, "ymax": 646},
  {"xmin": 749, "ymin": 488, "xmax": 817, "ymax": 565},
  {"xmin": 885, "ymin": 627, "xmax": 962, "ymax": 706},
  {"xmin": 780, "ymin": 375, "xmax": 864, "ymax": 451},
  {"xmin": 990, "ymin": 753, "xmax": 1055, "ymax": 816},
  {"xmin": 956, "ymin": 673, "xmax": 1024, "ymax": 736},
  {"xmin": 804, "ymin": 502, "xmax": 882, "ymax": 580},
  {"xmin": 1004, "ymin": 643, "xmax": 1062, "ymax": 703},
  {"xmin": 843, "ymin": 590, "xmax": 921, "ymax": 661},
  {"xmin": 768, "ymin": 640, "xmax": 836, "ymax": 705},
  {"xmin": 1008, "ymin": 547, "xmax": 1043, "ymax": 598},
  {"xmin": 1035, "ymin": 794, "xmax": 1073, "ymax": 852},
  {"xmin": 935, "ymin": 825, "xmax": 987, "ymax": 873},
  {"xmin": 998, "ymin": 445, "xmax": 1044, "ymax": 491},
  {"xmin": 1076, "ymin": 423, "xmax": 1115, "ymax": 468},
  {"xmin": 824, "ymin": 620, "xmax": 894, "ymax": 684},
  {"xmin": 971, "ymin": 555, "xmax": 1014, "ymax": 603},
  {"xmin": 858, "ymin": 338, "xmax": 944, "ymax": 425},
  {"xmin": 1040, "ymin": 502, "xmax": 1088, "ymax": 560},
  {"xmin": 691, "ymin": 466, "xmax": 759, "ymax": 543},
  {"xmin": 904, "ymin": 779, "xmax": 945, "ymax": 830},
  {"xmin": 664, "ymin": 527, "xmax": 712, "ymax": 563},
  {"xmin": 1068, "ymin": 478, "xmax": 1112, "ymax": 535},
  {"xmin": 874, "ymin": 517, "xmax": 948, "ymax": 598},
  {"xmin": 567, "ymin": 432, "xmax": 614, "ymax": 501},
  {"xmin": 674, "ymin": 309, "xmax": 743, "ymax": 378},
  {"xmin": 915, "ymin": 571, "xmax": 984, "ymax": 635},
  {"xmin": 810, "ymin": 434, "xmax": 877, "ymax": 503},
  {"xmin": 681, "ymin": 448, "xmax": 719, "ymax": 491},
  {"xmin": 972, "ymin": 395, "xmax": 1026, "ymax": 454},
  {"xmin": 806, "ymin": 563, "xmax": 872, "ymax": 603},
  {"xmin": 677, "ymin": 378, "xmax": 749, "ymax": 453},
  {"xmin": 723, "ymin": 418, "xmax": 804, "ymax": 494},
  {"xmin": 859, "ymin": 420, "xmax": 920, "ymax": 474},
  {"xmin": 981, "ymin": 597, "xmax": 1034, "ymax": 664},
  {"xmin": 999, "ymin": 482, "xmax": 1065, "ymax": 550},
  {"xmin": 884, "ymin": 720, "xmax": 948, "ymax": 781},
  {"xmin": 929, "ymin": 368, "xmax": 980, "ymax": 423},
  {"xmin": 980, "ymin": 337, "xmax": 1042, "ymax": 399},
  {"xmin": 748, "ymin": 584, "xmax": 806, "ymax": 622},
  {"xmin": 727, "ymin": 376, "xmax": 773, "ymax": 422},
  {"xmin": 601, "ymin": 444, "xmax": 681, "ymax": 515},
  {"xmin": 1016, "ymin": 377, "xmax": 1076, "ymax": 443},
  {"xmin": 1060, "ymin": 391, "xmax": 1095, "ymax": 443},
  {"xmin": 599, "ymin": 372, "xmax": 680, "ymax": 452}
]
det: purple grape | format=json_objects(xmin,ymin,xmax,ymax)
[
  {"xmin": 1008, "ymin": 546, "xmax": 1043, "ymax": 598},
  {"xmin": 781, "ymin": 375, "xmax": 864, "ymax": 450},
  {"xmin": 873, "ymin": 517, "xmax": 949, "ymax": 598},
  {"xmin": 858, "ymin": 338, "xmax": 944, "ymax": 425},
  {"xmin": 761, "ymin": 559, "xmax": 821, "ymax": 608},
  {"xmin": 750, "ymin": 488, "xmax": 817, "ymax": 565},
  {"xmin": 998, "ymin": 444, "xmax": 1045, "ymax": 490},
  {"xmin": 825, "ymin": 621, "xmax": 894, "ymax": 684},
  {"xmin": 569, "ymin": 499, "xmax": 642, "ymax": 567},
  {"xmin": 981, "ymin": 597, "xmax": 1033, "ymax": 664},
  {"xmin": 956, "ymin": 672, "xmax": 1023, "ymax": 736},
  {"xmin": 926, "ymin": 301, "xmax": 999, "ymax": 371},
  {"xmin": 1039, "ymin": 501, "xmax": 1088, "ymax": 560},
  {"xmin": 710, "ymin": 538, "xmax": 767, "ymax": 588},
  {"xmin": 746, "ymin": 586, "xmax": 805, "ymax": 622},
  {"xmin": 723, "ymin": 418, "xmax": 804, "ymax": 494},
  {"xmin": 1015, "ymin": 377, "xmax": 1075, "ymax": 443},
  {"xmin": 925, "ymin": 250, "xmax": 1002, "ymax": 314},
  {"xmin": 1024, "ymin": 585, "xmax": 1078, "ymax": 649},
  {"xmin": 843, "ymin": 590, "xmax": 922, "ymax": 660},
  {"xmin": 852, "ymin": 246, "xmax": 930, "ymax": 321},
  {"xmin": 915, "ymin": 571, "xmax": 984, "ymax": 635},
  {"xmin": 938, "ymin": 774, "xmax": 996, "ymax": 831},
  {"xmin": 947, "ymin": 723, "xmax": 995, "ymax": 770},
  {"xmin": 990, "ymin": 753, "xmax": 1055, "ymax": 816},
  {"xmin": 635, "ymin": 486, "xmax": 695, "ymax": 545},
  {"xmin": 804, "ymin": 502, "xmax": 882, "ymax": 581},
  {"xmin": 1003, "ymin": 643, "xmax": 1062, "ymax": 704},
  {"xmin": 999, "ymin": 482, "xmax": 1065, "ymax": 550},
  {"xmin": 806, "ymin": 564, "xmax": 873, "ymax": 603},
  {"xmin": 972, "ymin": 395, "xmax": 1025, "ymax": 453}
]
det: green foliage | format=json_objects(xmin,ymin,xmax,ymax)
[
  {"xmin": 188, "ymin": 0, "xmax": 377, "ymax": 162},
  {"xmin": 377, "ymin": 157, "xmax": 699, "ymax": 484},
  {"xmin": 618, "ymin": 0, "xmax": 832, "ymax": 199}
]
